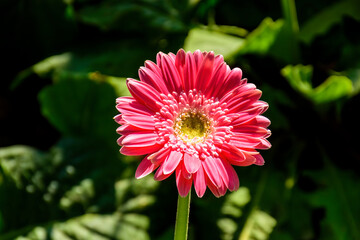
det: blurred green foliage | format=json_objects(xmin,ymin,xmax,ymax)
[{"xmin": 1, "ymin": 0, "xmax": 360, "ymax": 239}]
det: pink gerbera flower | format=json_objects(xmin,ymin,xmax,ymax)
[{"xmin": 115, "ymin": 49, "xmax": 271, "ymax": 198}]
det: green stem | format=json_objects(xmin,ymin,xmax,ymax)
[
  {"xmin": 281, "ymin": 0, "xmax": 301, "ymax": 63},
  {"xmin": 174, "ymin": 192, "xmax": 191, "ymax": 240},
  {"xmin": 281, "ymin": 0, "xmax": 299, "ymax": 34}
]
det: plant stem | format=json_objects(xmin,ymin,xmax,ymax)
[
  {"xmin": 174, "ymin": 192, "xmax": 191, "ymax": 240},
  {"xmin": 281, "ymin": 0, "xmax": 301, "ymax": 63}
]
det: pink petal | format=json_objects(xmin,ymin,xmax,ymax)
[
  {"xmin": 176, "ymin": 167, "xmax": 192, "ymax": 197},
  {"xmin": 232, "ymin": 126, "xmax": 269, "ymax": 137},
  {"xmin": 127, "ymin": 79, "xmax": 162, "ymax": 112},
  {"xmin": 206, "ymin": 175, "xmax": 226, "ymax": 198},
  {"xmin": 119, "ymin": 132, "xmax": 158, "ymax": 147},
  {"xmin": 116, "ymin": 124, "xmax": 150, "ymax": 136},
  {"xmin": 212, "ymin": 157, "xmax": 229, "ymax": 189},
  {"xmin": 183, "ymin": 51, "xmax": 196, "ymax": 91},
  {"xmin": 114, "ymin": 114, "xmax": 125, "ymax": 125},
  {"xmin": 256, "ymin": 139, "xmax": 272, "ymax": 149},
  {"xmin": 154, "ymin": 164, "xmax": 172, "ymax": 181},
  {"xmin": 120, "ymin": 144, "xmax": 162, "ymax": 156},
  {"xmin": 162, "ymin": 151, "xmax": 183, "ymax": 175},
  {"xmin": 116, "ymin": 97, "xmax": 154, "ymax": 116},
  {"xmin": 254, "ymin": 154, "xmax": 265, "ymax": 166},
  {"xmin": 135, "ymin": 156, "xmax": 159, "ymax": 179},
  {"xmin": 194, "ymin": 166, "xmax": 207, "ymax": 197},
  {"xmin": 175, "ymin": 49, "xmax": 186, "ymax": 84},
  {"xmin": 220, "ymin": 143, "xmax": 257, "ymax": 166},
  {"xmin": 220, "ymin": 83, "xmax": 255, "ymax": 104},
  {"xmin": 227, "ymin": 151, "xmax": 257, "ymax": 166},
  {"xmin": 244, "ymin": 115, "xmax": 271, "ymax": 128},
  {"xmin": 216, "ymin": 68, "xmax": 243, "ymax": 98},
  {"xmin": 195, "ymin": 51, "xmax": 214, "ymax": 92},
  {"xmin": 148, "ymin": 147, "xmax": 171, "ymax": 165},
  {"xmin": 160, "ymin": 54, "xmax": 182, "ymax": 92},
  {"xmin": 202, "ymin": 157, "xmax": 222, "ymax": 188},
  {"xmin": 230, "ymin": 109, "xmax": 264, "ymax": 126},
  {"xmin": 193, "ymin": 50, "xmax": 204, "ymax": 71},
  {"xmin": 204, "ymin": 62, "xmax": 228, "ymax": 98},
  {"xmin": 121, "ymin": 114, "xmax": 155, "ymax": 130},
  {"xmin": 139, "ymin": 67, "xmax": 169, "ymax": 94},
  {"xmin": 144, "ymin": 60, "xmax": 163, "ymax": 77},
  {"xmin": 221, "ymin": 159, "xmax": 239, "ymax": 191},
  {"xmin": 183, "ymin": 153, "xmax": 201, "ymax": 174},
  {"xmin": 225, "ymin": 90, "xmax": 262, "ymax": 113}
]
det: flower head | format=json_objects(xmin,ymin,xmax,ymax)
[{"xmin": 115, "ymin": 49, "xmax": 271, "ymax": 197}]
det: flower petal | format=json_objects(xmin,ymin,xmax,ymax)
[
  {"xmin": 154, "ymin": 164, "xmax": 172, "ymax": 181},
  {"xmin": 221, "ymin": 159, "xmax": 239, "ymax": 191},
  {"xmin": 120, "ymin": 144, "xmax": 162, "ymax": 156},
  {"xmin": 139, "ymin": 67, "xmax": 169, "ymax": 94},
  {"xmin": 122, "ymin": 113, "xmax": 155, "ymax": 130},
  {"xmin": 184, "ymin": 153, "xmax": 201, "ymax": 174},
  {"xmin": 145, "ymin": 60, "xmax": 163, "ymax": 77},
  {"xmin": 183, "ymin": 51, "xmax": 196, "ymax": 91},
  {"xmin": 254, "ymin": 153, "xmax": 265, "ymax": 166},
  {"xmin": 160, "ymin": 54, "xmax": 182, "ymax": 92},
  {"xmin": 148, "ymin": 147, "xmax": 171, "ymax": 165},
  {"xmin": 175, "ymin": 49, "xmax": 186, "ymax": 84},
  {"xmin": 176, "ymin": 167, "xmax": 192, "ymax": 197},
  {"xmin": 202, "ymin": 157, "xmax": 222, "ymax": 188},
  {"xmin": 116, "ymin": 124, "xmax": 151, "ymax": 136},
  {"xmin": 216, "ymin": 68, "xmax": 243, "ymax": 98},
  {"xmin": 204, "ymin": 62, "xmax": 228, "ymax": 98},
  {"xmin": 194, "ymin": 166, "xmax": 207, "ymax": 197},
  {"xmin": 119, "ymin": 132, "xmax": 158, "ymax": 147},
  {"xmin": 135, "ymin": 156, "xmax": 159, "ymax": 179},
  {"xmin": 195, "ymin": 51, "xmax": 214, "ymax": 91},
  {"xmin": 127, "ymin": 79, "xmax": 162, "ymax": 112},
  {"xmin": 162, "ymin": 151, "xmax": 183, "ymax": 175}
]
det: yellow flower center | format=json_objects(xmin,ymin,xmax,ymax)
[{"xmin": 174, "ymin": 112, "xmax": 210, "ymax": 143}]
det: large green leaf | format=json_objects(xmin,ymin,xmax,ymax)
[
  {"xmin": 237, "ymin": 17, "xmax": 300, "ymax": 64},
  {"xmin": 12, "ymin": 40, "xmax": 158, "ymax": 90},
  {"xmin": 38, "ymin": 79, "xmax": 117, "ymax": 143},
  {"xmin": 238, "ymin": 209, "xmax": 276, "ymax": 240},
  {"xmin": 0, "ymin": 141, "xmax": 159, "ymax": 239},
  {"xmin": 307, "ymin": 166, "xmax": 360, "ymax": 240},
  {"xmin": 76, "ymin": 0, "xmax": 186, "ymax": 33},
  {"xmin": 218, "ymin": 188, "xmax": 251, "ymax": 240},
  {"xmin": 299, "ymin": 0, "xmax": 360, "ymax": 44},
  {"xmin": 281, "ymin": 65, "xmax": 353, "ymax": 104},
  {"xmin": 238, "ymin": 18, "xmax": 284, "ymax": 56},
  {"xmin": 183, "ymin": 27, "xmax": 245, "ymax": 60},
  {"xmin": 13, "ymin": 213, "xmax": 150, "ymax": 240}
]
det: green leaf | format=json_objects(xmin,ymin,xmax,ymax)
[
  {"xmin": 281, "ymin": 65, "xmax": 353, "ymax": 104},
  {"xmin": 88, "ymin": 72, "xmax": 130, "ymax": 97},
  {"xmin": 38, "ymin": 79, "xmax": 117, "ymax": 143},
  {"xmin": 239, "ymin": 18, "xmax": 283, "ymax": 56},
  {"xmin": 13, "ymin": 40, "xmax": 157, "ymax": 90},
  {"xmin": 76, "ymin": 0, "xmax": 186, "ymax": 33},
  {"xmin": 238, "ymin": 209, "xmax": 276, "ymax": 240},
  {"xmin": 13, "ymin": 213, "xmax": 150, "ymax": 240},
  {"xmin": 217, "ymin": 187, "xmax": 251, "ymax": 240},
  {"xmin": 307, "ymin": 167, "xmax": 360, "ymax": 240},
  {"xmin": 183, "ymin": 27, "xmax": 245, "ymax": 60},
  {"xmin": 238, "ymin": 17, "xmax": 300, "ymax": 63},
  {"xmin": 0, "ymin": 146, "xmax": 49, "ymax": 189},
  {"xmin": 299, "ymin": 0, "xmax": 360, "ymax": 44},
  {"xmin": 345, "ymin": 68, "xmax": 360, "ymax": 95}
]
